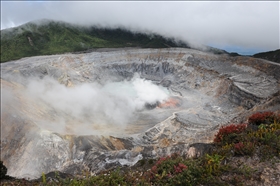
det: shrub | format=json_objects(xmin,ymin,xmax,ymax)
[
  {"xmin": 147, "ymin": 153, "xmax": 230, "ymax": 185},
  {"xmin": 248, "ymin": 111, "xmax": 278, "ymax": 125},
  {"xmin": 203, "ymin": 154, "xmax": 224, "ymax": 175},
  {"xmin": 214, "ymin": 123, "xmax": 247, "ymax": 143},
  {"xmin": 148, "ymin": 154, "xmax": 200, "ymax": 185},
  {"xmin": 233, "ymin": 142, "xmax": 255, "ymax": 156}
]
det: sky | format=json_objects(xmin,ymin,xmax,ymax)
[{"xmin": 1, "ymin": 1, "xmax": 279, "ymax": 55}]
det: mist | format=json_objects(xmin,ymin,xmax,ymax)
[
  {"xmin": 19, "ymin": 74, "xmax": 169, "ymax": 135},
  {"xmin": 1, "ymin": 1, "xmax": 279, "ymax": 54}
]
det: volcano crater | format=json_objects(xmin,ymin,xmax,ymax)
[{"xmin": 1, "ymin": 48, "xmax": 279, "ymax": 178}]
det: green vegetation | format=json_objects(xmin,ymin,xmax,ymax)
[
  {"xmin": 215, "ymin": 112, "xmax": 280, "ymax": 159},
  {"xmin": 0, "ymin": 20, "xmax": 190, "ymax": 63},
  {"xmin": 1, "ymin": 111, "xmax": 279, "ymax": 185}
]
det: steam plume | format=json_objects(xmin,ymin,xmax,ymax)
[{"xmin": 22, "ymin": 74, "xmax": 169, "ymax": 135}]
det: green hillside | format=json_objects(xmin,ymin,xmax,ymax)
[{"xmin": 1, "ymin": 20, "xmax": 190, "ymax": 63}]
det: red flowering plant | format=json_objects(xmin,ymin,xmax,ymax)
[
  {"xmin": 214, "ymin": 123, "xmax": 247, "ymax": 144},
  {"xmin": 233, "ymin": 142, "xmax": 255, "ymax": 156},
  {"xmin": 149, "ymin": 156, "xmax": 171, "ymax": 180},
  {"xmin": 174, "ymin": 163, "xmax": 188, "ymax": 174},
  {"xmin": 248, "ymin": 111, "xmax": 279, "ymax": 126},
  {"xmin": 149, "ymin": 153, "xmax": 188, "ymax": 181}
]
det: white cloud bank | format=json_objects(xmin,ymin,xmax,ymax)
[{"xmin": 1, "ymin": 1, "xmax": 279, "ymax": 53}]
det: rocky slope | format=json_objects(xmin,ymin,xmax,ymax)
[{"xmin": 1, "ymin": 48, "xmax": 279, "ymax": 179}]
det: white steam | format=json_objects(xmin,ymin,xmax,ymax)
[{"xmin": 25, "ymin": 74, "xmax": 169, "ymax": 135}]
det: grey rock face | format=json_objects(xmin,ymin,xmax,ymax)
[{"xmin": 1, "ymin": 48, "xmax": 279, "ymax": 179}]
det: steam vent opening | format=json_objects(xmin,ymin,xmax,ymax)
[{"xmin": 1, "ymin": 48, "xmax": 279, "ymax": 179}]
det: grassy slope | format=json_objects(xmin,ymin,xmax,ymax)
[{"xmin": 0, "ymin": 20, "xmax": 190, "ymax": 63}]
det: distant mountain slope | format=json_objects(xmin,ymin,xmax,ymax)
[
  {"xmin": 1, "ymin": 19, "xmax": 228, "ymax": 63},
  {"xmin": 1, "ymin": 20, "xmax": 190, "ymax": 62},
  {"xmin": 253, "ymin": 49, "xmax": 280, "ymax": 63}
]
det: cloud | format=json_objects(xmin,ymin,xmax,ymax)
[{"xmin": 1, "ymin": 1, "xmax": 279, "ymax": 53}]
